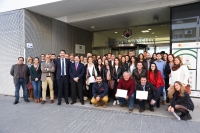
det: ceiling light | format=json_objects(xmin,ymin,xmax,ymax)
[
  {"xmin": 115, "ymin": 32, "xmax": 118, "ymax": 33},
  {"xmin": 91, "ymin": 26, "xmax": 95, "ymax": 29},
  {"xmin": 155, "ymin": 36, "xmax": 158, "ymax": 37},
  {"xmin": 148, "ymin": 29, "xmax": 151, "ymax": 30},
  {"xmin": 121, "ymin": 35, "xmax": 124, "ymax": 36},
  {"xmin": 151, "ymin": 32, "xmax": 155, "ymax": 34},
  {"xmin": 141, "ymin": 30, "xmax": 149, "ymax": 33}
]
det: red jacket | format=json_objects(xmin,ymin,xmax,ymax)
[
  {"xmin": 148, "ymin": 70, "xmax": 164, "ymax": 89},
  {"xmin": 117, "ymin": 78, "xmax": 135, "ymax": 97}
]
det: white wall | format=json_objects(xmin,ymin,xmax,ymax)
[{"xmin": 0, "ymin": 0, "xmax": 61, "ymax": 13}]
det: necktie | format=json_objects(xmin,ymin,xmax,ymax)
[
  {"xmin": 142, "ymin": 85, "xmax": 145, "ymax": 91},
  {"xmin": 62, "ymin": 59, "xmax": 64, "ymax": 76},
  {"xmin": 76, "ymin": 63, "xmax": 78, "ymax": 70}
]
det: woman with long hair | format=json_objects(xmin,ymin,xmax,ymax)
[
  {"xmin": 168, "ymin": 56, "xmax": 189, "ymax": 104},
  {"xmin": 163, "ymin": 53, "xmax": 168, "ymax": 62},
  {"xmin": 138, "ymin": 53, "xmax": 148, "ymax": 71},
  {"xmin": 132, "ymin": 62, "xmax": 147, "ymax": 84},
  {"xmin": 148, "ymin": 63, "xmax": 164, "ymax": 108},
  {"xmin": 164, "ymin": 54, "xmax": 174, "ymax": 101},
  {"xmin": 151, "ymin": 53, "xmax": 157, "ymax": 62},
  {"xmin": 85, "ymin": 56, "xmax": 97, "ymax": 104},
  {"xmin": 95, "ymin": 58, "xmax": 103, "ymax": 76},
  {"xmin": 121, "ymin": 56, "xmax": 128, "ymax": 72},
  {"xmin": 168, "ymin": 81, "xmax": 194, "ymax": 120},
  {"xmin": 128, "ymin": 56, "xmax": 137, "ymax": 74},
  {"xmin": 112, "ymin": 58, "xmax": 123, "ymax": 105},
  {"xmin": 30, "ymin": 57, "xmax": 42, "ymax": 103},
  {"xmin": 102, "ymin": 59, "xmax": 112, "ymax": 83}
]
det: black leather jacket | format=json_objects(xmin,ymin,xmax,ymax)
[
  {"xmin": 102, "ymin": 66, "xmax": 112, "ymax": 81},
  {"xmin": 111, "ymin": 66, "xmax": 123, "ymax": 81}
]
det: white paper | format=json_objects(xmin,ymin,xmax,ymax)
[
  {"xmin": 136, "ymin": 90, "xmax": 148, "ymax": 100},
  {"xmin": 173, "ymin": 112, "xmax": 181, "ymax": 120},
  {"xmin": 116, "ymin": 89, "xmax": 128, "ymax": 98}
]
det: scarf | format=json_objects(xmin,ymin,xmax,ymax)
[{"xmin": 34, "ymin": 64, "xmax": 39, "ymax": 71}]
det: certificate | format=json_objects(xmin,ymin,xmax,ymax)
[
  {"xmin": 136, "ymin": 90, "xmax": 148, "ymax": 100},
  {"xmin": 116, "ymin": 89, "xmax": 128, "ymax": 98}
]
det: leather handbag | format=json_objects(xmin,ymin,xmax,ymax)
[
  {"xmin": 185, "ymin": 85, "xmax": 191, "ymax": 94},
  {"xmin": 108, "ymin": 80, "xmax": 115, "ymax": 89},
  {"xmin": 27, "ymin": 82, "xmax": 33, "ymax": 90}
]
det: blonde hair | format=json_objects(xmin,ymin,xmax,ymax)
[
  {"xmin": 27, "ymin": 56, "xmax": 33, "ymax": 64},
  {"xmin": 174, "ymin": 81, "xmax": 185, "ymax": 97}
]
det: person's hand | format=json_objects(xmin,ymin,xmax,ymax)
[
  {"xmin": 150, "ymin": 99, "xmax": 156, "ymax": 105},
  {"xmin": 125, "ymin": 96, "xmax": 129, "ymax": 100},
  {"xmin": 117, "ymin": 79, "xmax": 119, "ymax": 82},
  {"xmin": 86, "ymin": 81, "xmax": 89, "ymax": 85},
  {"xmin": 115, "ymin": 94, "xmax": 118, "ymax": 98},
  {"xmin": 139, "ymin": 99, "xmax": 143, "ymax": 101},
  {"xmin": 35, "ymin": 78, "xmax": 38, "ymax": 81},
  {"xmin": 168, "ymin": 106, "xmax": 172, "ymax": 112},
  {"xmin": 96, "ymin": 96, "xmax": 100, "ymax": 101},
  {"xmin": 169, "ymin": 74, "xmax": 171, "ymax": 77}
]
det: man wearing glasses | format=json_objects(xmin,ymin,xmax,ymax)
[{"xmin": 10, "ymin": 57, "xmax": 30, "ymax": 104}]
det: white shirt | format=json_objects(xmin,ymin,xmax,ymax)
[
  {"xmin": 169, "ymin": 65, "xmax": 189, "ymax": 85},
  {"xmin": 88, "ymin": 64, "xmax": 96, "ymax": 83},
  {"xmin": 60, "ymin": 58, "xmax": 66, "ymax": 75},
  {"xmin": 115, "ymin": 66, "xmax": 118, "ymax": 71},
  {"xmin": 129, "ymin": 64, "xmax": 136, "ymax": 73}
]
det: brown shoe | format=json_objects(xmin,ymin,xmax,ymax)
[
  {"xmin": 34, "ymin": 99, "xmax": 38, "ymax": 103},
  {"xmin": 139, "ymin": 108, "xmax": 145, "ymax": 113},
  {"xmin": 41, "ymin": 100, "xmax": 46, "ymax": 104},
  {"xmin": 50, "ymin": 100, "xmax": 54, "ymax": 104},
  {"xmin": 163, "ymin": 100, "xmax": 166, "ymax": 105},
  {"xmin": 38, "ymin": 99, "xmax": 40, "ymax": 103},
  {"xmin": 102, "ymin": 104, "xmax": 106, "ymax": 108},
  {"xmin": 129, "ymin": 109, "xmax": 133, "ymax": 113},
  {"xmin": 95, "ymin": 103, "xmax": 99, "ymax": 107}
]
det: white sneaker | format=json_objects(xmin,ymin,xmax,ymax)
[
  {"xmin": 113, "ymin": 100, "xmax": 116, "ymax": 105},
  {"xmin": 117, "ymin": 100, "xmax": 120, "ymax": 105}
]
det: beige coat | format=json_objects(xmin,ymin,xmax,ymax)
[{"xmin": 41, "ymin": 62, "xmax": 55, "ymax": 81}]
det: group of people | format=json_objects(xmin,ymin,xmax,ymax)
[{"xmin": 10, "ymin": 50, "xmax": 194, "ymax": 121}]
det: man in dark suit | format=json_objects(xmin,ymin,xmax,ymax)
[
  {"xmin": 55, "ymin": 50, "xmax": 71, "ymax": 105},
  {"xmin": 136, "ymin": 76, "xmax": 160, "ymax": 113},
  {"xmin": 69, "ymin": 56, "xmax": 85, "ymax": 105},
  {"xmin": 10, "ymin": 57, "xmax": 30, "ymax": 104}
]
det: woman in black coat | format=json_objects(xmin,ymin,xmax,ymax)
[
  {"xmin": 111, "ymin": 57, "xmax": 123, "ymax": 105},
  {"xmin": 95, "ymin": 58, "xmax": 103, "ymax": 76},
  {"xmin": 168, "ymin": 81, "xmax": 194, "ymax": 120},
  {"xmin": 164, "ymin": 54, "xmax": 174, "ymax": 99}
]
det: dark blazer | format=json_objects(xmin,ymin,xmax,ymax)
[
  {"xmin": 10, "ymin": 64, "xmax": 30, "ymax": 85},
  {"xmin": 111, "ymin": 66, "xmax": 123, "ymax": 81},
  {"xmin": 69, "ymin": 62, "xmax": 84, "ymax": 83},
  {"xmin": 171, "ymin": 91, "xmax": 194, "ymax": 111},
  {"xmin": 136, "ymin": 82, "xmax": 160, "ymax": 101},
  {"xmin": 92, "ymin": 81, "xmax": 108, "ymax": 98},
  {"xmin": 55, "ymin": 58, "xmax": 70, "ymax": 80},
  {"xmin": 132, "ymin": 69, "xmax": 147, "ymax": 84},
  {"xmin": 30, "ymin": 65, "xmax": 42, "ymax": 81},
  {"xmin": 142, "ymin": 60, "xmax": 148, "ymax": 71}
]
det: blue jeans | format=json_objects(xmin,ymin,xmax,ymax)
[
  {"xmin": 32, "ymin": 81, "xmax": 41, "ymax": 99},
  {"xmin": 117, "ymin": 93, "xmax": 134, "ymax": 109},
  {"xmin": 15, "ymin": 79, "xmax": 28, "ymax": 101}
]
